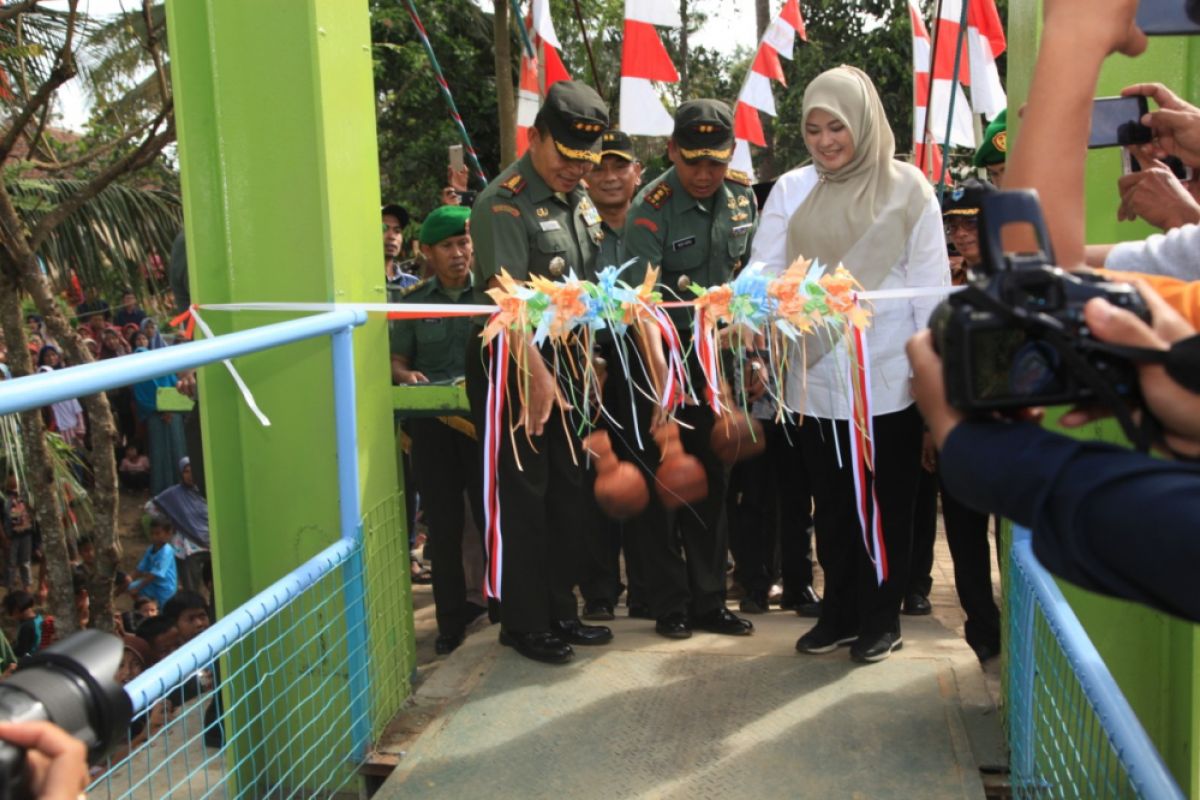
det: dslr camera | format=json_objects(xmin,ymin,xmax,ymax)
[
  {"xmin": 0, "ymin": 631, "xmax": 131, "ymax": 800},
  {"xmin": 930, "ymin": 190, "xmax": 1149, "ymax": 415}
]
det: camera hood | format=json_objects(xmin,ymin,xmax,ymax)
[{"xmin": 977, "ymin": 189, "xmax": 1057, "ymax": 277}]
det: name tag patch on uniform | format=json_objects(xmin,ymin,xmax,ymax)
[
  {"xmin": 672, "ymin": 236, "xmax": 696, "ymax": 251},
  {"xmin": 634, "ymin": 218, "xmax": 658, "ymax": 233},
  {"xmin": 539, "ymin": 220, "xmax": 563, "ymax": 232},
  {"xmin": 492, "ymin": 203, "xmax": 521, "ymax": 217},
  {"xmin": 422, "ymin": 318, "xmax": 443, "ymax": 324},
  {"xmin": 580, "ymin": 200, "xmax": 602, "ymax": 226},
  {"xmin": 731, "ymin": 224, "xmax": 752, "ymax": 237}
]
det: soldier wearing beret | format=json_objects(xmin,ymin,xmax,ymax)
[
  {"xmin": 391, "ymin": 205, "xmax": 487, "ymax": 656},
  {"xmin": 973, "ymin": 110, "xmax": 1007, "ymax": 187},
  {"xmin": 465, "ymin": 81, "xmax": 612, "ymax": 664},
  {"xmin": 623, "ymin": 99, "xmax": 758, "ymax": 640}
]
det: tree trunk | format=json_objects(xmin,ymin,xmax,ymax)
[
  {"xmin": 0, "ymin": 272, "xmax": 77, "ymax": 635},
  {"xmin": 494, "ymin": 0, "xmax": 516, "ymax": 170},
  {"xmin": 753, "ymin": 0, "xmax": 775, "ymax": 180},
  {"xmin": 679, "ymin": 0, "xmax": 689, "ymax": 98},
  {"xmin": 18, "ymin": 270, "xmax": 120, "ymax": 634},
  {"xmin": 755, "ymin": 0, "xmax": 770, "ymax": 39}
]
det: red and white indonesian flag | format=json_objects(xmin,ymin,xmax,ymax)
[
  {"xmin": 517, "ymin": 0, "xmax": 572, "ymax": 156},
  {"xmin": 925, "ymin": 0, "xmax": 1007, "ymax": 150},
  {"xmin": 620, "ymin": 0, "xmax": 681, "ymax": 136},
  {"xmin": 730, "ymin": 0, "xmax": 807, "ymax": 180},
  {"xmin": 909, "ymin": 0, "xmax": 944, "ymax": 181}
]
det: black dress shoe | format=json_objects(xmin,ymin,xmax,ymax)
[
  {"xmin": 738, "ymin": 593, "xmax": 769, "ymax": 615},
  {"xmin": 795, "ymin": 625, "xmax": 857, "ymax": 654},
  {"xmin": 628, "ymin": 604, "xmax": 653, "ymax": 619},
  {"xmin": 498, "ymin": 630, "xmax": 574, "ymax": 664},
  {"xmin": 780, "ymin": 585, "xmax": 823, "ymax": 618},
  {"xmin": 850, "ymin": 631, "xmax": 903, "ymax": 663},
  {"xmin": 972, "ymin": 641, "xmax": 1001, "ymax": 663},
  {"xmin": 655, "ymin": 612, "xmax": 692, "ymax": 639},
  {"xmin": 901, "ymin": 593, "xmax": 932, "ymax": 616},
  {"xmin": 581, "ymin": 600, "xmax": 615, "ymax": 621},
  {"xmin": 463, "ymin": 602, "xmax": 488, "ymax": 626},
  {"xmin": 550, "ymin": 618, "xmax": 613, "ymax": 645},
  {"xmin": 694, "ymin": 607, "xmax": 754, "ymax": 636},
  {"xmin": 435, "ymin": 630, "xmax": 465, "ymax": 655}
]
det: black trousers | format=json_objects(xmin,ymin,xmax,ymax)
[
  {"xmin": 465, "ymin": 338, "xmax": 587, "ymax": 633},
  {"xmin": 909, "ymin": 467, "xmax": 938, "ymax": 598},
  {"xmin": 410, "ymin": 417, "xmax": 485, "ymax": 637},
  {"xmin": 728, "ymin": 419, "xmax": 814, "ymax": 598},
  {"xmin": 800, "ymin": 404, "xmax": 923, "ymax": 640},
  {"xmin": 939, "ymin": 476, "xmax": 1001, "ymax": 655}
]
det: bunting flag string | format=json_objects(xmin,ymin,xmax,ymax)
[
  {"xmin": 619, "ymin": 0, "xmax": 681, "ymax": 136},
  {"xmin": 730, "ymin": 0, "xmax": 807, "ymax": 181}
]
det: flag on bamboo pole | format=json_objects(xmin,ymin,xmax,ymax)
[
  {"xmin": 730, "ymin": 0, "xmax": 807, "ymax": 181},
  {"xmin": 908, "ymin": 0, "xmax": 946, "ymax": 183},
  {"xmin": 517, "ymin": 0, "xmax": 572, "ymax": 156},
  {"xmin": 619, "ymin": 0, "xmax": 681, "ymax": 136}
]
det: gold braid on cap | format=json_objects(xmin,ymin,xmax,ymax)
[
  {"xmin": 554, "ymin": 140, "xmax": 601, "ymax": 164},
  {"xmin": 679, "ymin": 145, "xmax": 733, "ymax": 162}
]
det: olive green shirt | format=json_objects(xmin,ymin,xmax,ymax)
[
  {"xmin": 389, "ymin": 276, "xmax": 475, "ymax": 382},
  {"xmin": 469, "ymin": 152, "xmax": 604, "ymax": 310},
  {"xmin": 624, "ymin": 167, "xmax": 758, "ymax": 328},
  {"xmin": 596, "ymin": 219, "xmax": 625, "ymax": 272}
]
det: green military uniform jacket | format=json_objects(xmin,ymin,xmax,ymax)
[
  {"xmin": 389, "ymin": 276, "xmax": 475, "ymax": 382},
  {"xmin": 469, "ymin": 152, "xmax": 604, "ymax": 308},
  {"xmin": 596, "ymin": 219, "xmax": 625, "ymax": 272},
  {"xmin": 624, "ymin": 167, "xmax": 758, "ymax": 327}
]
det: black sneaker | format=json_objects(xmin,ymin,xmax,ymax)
[
  {"xmin": 850, "ymin": 632, "xmax": 903, "ymax": 663},
  {"xmin": 795, "ymin": 625, "xmax": 857, "ymax": 654}
]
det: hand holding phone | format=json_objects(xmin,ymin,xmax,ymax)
[
  {"xmin": 449, "ymin": 144, "xmax": 465, "ymax": 172},
  {"xmin": 1089, "ymin": 96, "xmax": 1153, "ymax": 148}
]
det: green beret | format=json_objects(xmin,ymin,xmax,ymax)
[
  {"xmin": 419, "ymin": 205, "xmax": 471, "ymax": 245},
  {"xmin": 973, "ymin": 109, "xmax": 1008, "ymax": 167}
]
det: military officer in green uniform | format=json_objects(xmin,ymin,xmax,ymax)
[
  {"xmin": 623, "ymin": 99, "xmax": 758, "ymax": 640},
  {"xmin": 465, "ymin": 81, "xmax": 612, "ymax": 665},
  {"xmin": 973, "ymin": 109, "xmax": 1007, "ymax": 187},
  {"xmin": 578, "ymin": 129, "xmax": 650, "ymax": 622},
  {"xmin": 390, "ymin": 205, "xmax": 486, "ymax": 656}
]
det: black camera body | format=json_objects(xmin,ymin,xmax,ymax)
[{"xmin": 931, "ymin": 190, "xmax": 1150, "ymax": 411}]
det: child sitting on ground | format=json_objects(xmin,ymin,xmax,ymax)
[{"xmin": 128, "ymin": 515, "xmax": 177, "ymax": 608}]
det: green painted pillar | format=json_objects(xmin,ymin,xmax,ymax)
[
  {"xmin": 1007, "ymin": 3, "xmax": 1200, "ymax": 793},
  {"xmin": 164, "ymin": 0, "xmax": 414, "ymax": 794}
]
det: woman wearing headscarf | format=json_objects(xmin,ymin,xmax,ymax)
[
  {"xmin": 751, "ymin": 66, "xmax": 949, "ymax": 663},
  {"xmin": 140, "ymin": 317, "xmax": 168, "ymax": 350},
  {"xmin": 131, "ymin": 347, "xmax": 188, "ymax": 495}
]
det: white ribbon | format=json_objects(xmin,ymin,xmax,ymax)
[{"xmin": 189, "ymin": 308, "xmax": 272, "ymax": 427}]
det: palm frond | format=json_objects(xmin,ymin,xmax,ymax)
[{"xmin": 10, "ymin": 177, "xmax": 181, "ymax": 296}]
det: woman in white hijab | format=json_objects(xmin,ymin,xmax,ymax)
[{"xmin": 751, "ymin": 65, "xmax": 949, "ymax": 664}]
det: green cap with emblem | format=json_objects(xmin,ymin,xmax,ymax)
[
  {"xmin": 419, "ymin": 205, "xmax": 471, "ymax": 245},
  {"xmin": 972, "ymin": 109, "xmax": 1008, "ymax": 167},
  {"xmin": 672, "ymin": 99, "xmax": 735, "ymax": 163},
  {"xmin": 535, "ymin": 81, "xmax": 609, "ymax": 165},
  {"xmin": 600, "ymin": 129, "xmax": 635, "ymax": 161}
]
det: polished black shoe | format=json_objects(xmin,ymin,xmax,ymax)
[
  {"xmin": 738, "ymin": 593, "xmax": 769, "ymax": 615},
  {"xmin": 655, "ymin": 612, "xmax": 692, "ymax": 639},
  {"xmin": 463, "ymin": 602, "xmax": 488, "ymax": 626},
  {"xmin": 435, "ymin": 630, "xmax": 465, "ymax": 655},
  {"xmin": 581, "ymin": 600, "xmax": 615, "ymax": 621},
  {"xmin": 901, "ymin": 593, "xmax": 932, "ymax": 616},
  {"xmin": 498, "ymin": 630, "xmax": 574, "ymax": 664},
  {"xmin": 795, "ymin": 625, "xmax": 857, "ymax": 654},
  {"xmin": 550, "ymin": 618, "xmax": 613, "ymax": 646},
  {"xmin": 780, "ymin": 585, "xmax": 823, "ymax": 618},
  {"xmin": 695, "ymin": 607, "xmax": 754, "ymax": 636},
  {"xmin": 628, "ymin": 603, "xmax": 653, "ymax": 619},
  {"xmin": 972, "ymin": 641, "xmax": 1001, "ymax": 664},
  {"xmin": 850, "ymin": 631, "xmax": 904, "ymax": 663}
]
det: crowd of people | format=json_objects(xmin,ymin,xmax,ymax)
[{"xmin": 387, "ymin": 0, "xmax": 1200, "ymax": 669}]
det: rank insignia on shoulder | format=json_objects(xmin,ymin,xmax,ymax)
[
  {"xmin": 500, "ymin": 173, "xmax": 526, "ymax": 195},
  {"xmin": 725, "ymin": 169, "xmax": 752, "ymax": 186},
  {"xmin": 646, "ymin": 182, "xmax": 673, "ymax": 209},
  {"xmin": 399, "ymin": 278, "xmax": 430, "ymax": 297}
]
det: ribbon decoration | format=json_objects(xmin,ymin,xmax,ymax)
[
  {"xmin": 168, "ymin": 305, "xmax": 271, "ymax": 427},
  {"xmin": 847, "ymin": 317, "xmax": 888, "ymax": 585},
  {"xmin": 481, "ymin": 328, "xmax": 509, "ymax": 600}
]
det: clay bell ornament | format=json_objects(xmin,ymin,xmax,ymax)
[
  {"xmin": 653, "ymin": 421, "xmax": 708, "ymax": 509},
  {"xmin": 710, "ymin": 379, "xmax": 766, "ymax": 465},
  {"xmin": 583, "ymin": 430, "xmax": 649, "ymax": 520}
]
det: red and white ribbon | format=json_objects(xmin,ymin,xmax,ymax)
[
  {"xmin": 846, "ymin": 319, "xmax": 887, "ymax": 586},
  {"xmin": 481, "ymin": 326, "xmax": 509, "ymax": 600}
]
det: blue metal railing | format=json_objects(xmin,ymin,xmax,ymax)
[
  {"xmin": 0, "ymin": 309, "xmax": 412, "ymax": 798},
  {"xmin": 1007, "ymin": 526, "xmax": 1185, "ymax": 799}
]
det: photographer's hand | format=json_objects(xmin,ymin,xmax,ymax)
[
  {"xmin": 0, "ymin": 721, "xmax": 89, "ymax": 800},
  {"xmin": 1061, "ymin": 285, "xmax": 1200, "ymax": 455},
  {"xmin": 1124, "ymin": 82, "xmax": 1200, "ymax": 168},
  {"xmin": 1116, "ymin": 158, "xmax": 1200, "ymax": 230},
  {"xmin": 906, "ymin": 330, "xmax": 965, "ymax": 450}
]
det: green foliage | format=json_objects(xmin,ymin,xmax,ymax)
[{"xmin": 372, "ymin": 0, "xmax": 505, "ymax": 226}]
